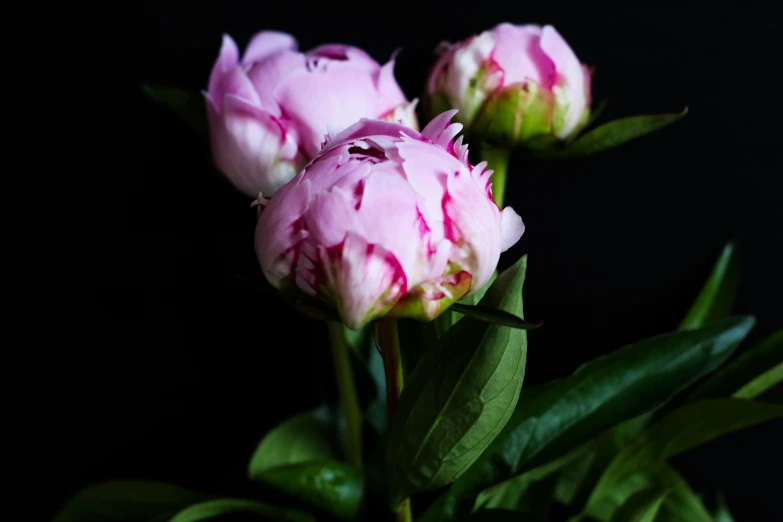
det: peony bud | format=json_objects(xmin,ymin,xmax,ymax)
[
  {"xmin": 205, "ymin": 31, "xmax": 418, "ymax": 197},
  {"xmin": 426, "ymin": 23, "xmax": 591, "ymax": 148},
  {"xmin": 255, "ymin": 111, "xmax": 525, "ymax": 330}
]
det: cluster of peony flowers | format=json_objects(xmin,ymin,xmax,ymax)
[{"xmin": 206, "ymin": 25, "xmax": 590, "ymax": 329}]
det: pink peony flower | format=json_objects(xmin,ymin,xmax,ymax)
[
  {"xmin": 426, "ymin": 23, "xmax": 591, "ymax": 146},
  {"xmin": 255, "ymin": 111, "xmax": 525, "ymax": 330},
  {"xmin": 205, "ymin": 31, "xmax": 418, "ymax": 197}
]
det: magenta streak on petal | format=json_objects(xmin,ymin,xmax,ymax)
[
  {"xmin": 267, "ymin": 113, "xmax": 289, "ymax": 145},
  {"xmin": 353, "ymin": 178, "xmax": 365, "ymax": 210},
  {"xmin": 323, "ymin": 239, "xmax": 408, "ymax": 302},
  {"xmin": 379, "ymin": 247, "xmax": 408, "ymax": 298},
  {"xmin": 414, "ymin": 207, "xmax": 436, "ymax": 257},
  {"xmin": 367, "ymin": 244, "xmax": 409, "ymax": 300},
  {"xmin": 323, "ymin": 241, "xmax": 345, "ymax": 259},
  {"xmin": 441, "ymin": 190, "xmax": 458, "ymax": 243},
  {"xmin": 377, "ymin": 107, "xmax": 395, "ymax": 120},
  {"xmin": 290, "ymin": 215, "xmax": 306, "ymax": 235},
  {"xmin": 277, "ymin": 105, "xmax": 313, "ymax": 162},
  {"xmin": 308, "ymin": 45, "xmax": 350, "ymax": 61},
  {"xmin": 294, "ymin": 251, "xmax": 319, "ymax": 294},
  {"xmin": 377, "ymin": 105, "xmax": 409, "ymax": 123},
  {"xmin": 484, "ymin": 56, "xmax": 506, "ymax": 91},
  {"xmin": 446, "ymin": 139, "xmax": 460, "ymax": 160},
  {"xmin": 281, "ymin": 216, "xmax": 307, "ymax": 270}
]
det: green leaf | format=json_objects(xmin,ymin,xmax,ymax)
[
  {"xmin": 387, "ymin": 256, "xmax": 529, "ymax": 506},
  {"xmin": 477, "ymin": 476, "xmax": 531, "ymax": 511},
  {"xmin": 433, "ymin": 310, "xmax": 455, "ymax": 339},
  {"xmin": 142, "ymin": 85, "xmax": 207, "ymax": 137},
  {"xmin": 609, "ymin": 490, "xmax": 668, "ymax": 522},
  {"xmin": 656, "ymin": 485, "xmax": 714, "ymax": 522},
  {"xmin": 168, "ymin": 499, "xmax": 314, "ymax": 522},
  {"xmin": 253, "ymin": 462, "xmax": 363, "ymax": 521},
  {"xmin": 460, "ymin": 271, "xmax": 499, "ymax": 307},
  {"xmin": 476, "ymin": 450, "xmax": 584, "ymax": 515},
  {"xmin": 248, "ymin": 410, "xmax": 363, "ymax": 520},
  {"xmin": 586, "ymin": 398, "xmax": 783, "ymax": 517},
  {"xmin": 466, "ymin": 510, "xmax": 544, "ymax": 521},
  {"xmin": 550, "ymin": 109, "xmax": 687, "ymax": 159},
  {"xmin": 640, "ymin": 242, "xmax": 742, "ymax": 426},
  {"xmin": 449, "ymin": 303, "xmax": 541, "ymax": 330},
  {"xmin": 679, "ymin": 242, "xmax": 738, "ymax": 331},
  {"xmin": 364, "ymin": 344, "xmax": 389, "ymax": 434},
  {"xmin": 248, "ymin": 409, "xmax": 334, "ymax": 474},
  {"xmin": 429, "ymin": 316, "xmax": 755, "ymax": 521},
  {"xmin": 733, "ymin": 361, "xmax": 783, "ymax": 399},
  {"xmin": 579, "ymin": 462, "xmax": 712, "ymax": 522},
  {"xmin": 342, "ymin": 323, "xmax": 371, "ymax": 359},
  {"xmin": 53, "ymin": 481, "xmax": 208, "ymax": 522},
  {"xmin": 553, "ymin": 428, "xmax": 634, "ymax": 512},
  {"xmin": 713, "ymin": 494, "xmax": 735, "ymax": 522},
  {"xmin": 434, "ymin": 271, "xmax": 498, "ymax": 338},
  {"xmin": 575, "ymin": 98, "xmax": 609, "ymax": 140},
  {"xmin": 690, "ymin": 330, "xmax": 783, "ymax": 400}
]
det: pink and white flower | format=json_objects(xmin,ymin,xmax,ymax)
[
  {"xmin": 426, "ymin": 23, "xmax": 591, "ymax": 146},
  {"xmin": 205, "ymin": 31, "xmax": 417, "ymax": 197},
  {"xmin": 255, "ymin": 111, "xmax": 525, "ymax": 330}
]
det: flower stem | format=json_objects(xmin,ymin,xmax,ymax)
[
  {"xmin": 376, "ymin": 318, "xmax": 412, "ymax": 522},
  {"xmin": 480, "ymin": 144, "xmax": 512, "ymax": 208},
  {"xmin": 327, "ymin": 321, "xmax": 363, "ymax": 468}
]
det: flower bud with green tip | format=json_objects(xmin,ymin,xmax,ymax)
[{"xmin": 426, "ymin": 23, "xmax": 592, "ymax": 148}]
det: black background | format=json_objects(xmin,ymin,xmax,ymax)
[{"xmin": 33, "ymin": 0, "xmax": 782, "ymax": 520}]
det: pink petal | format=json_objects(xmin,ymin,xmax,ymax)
[
  {"xmin": 443, "ymin": 31, "xmax": 497, "ymax": 117},
  {"xmin": 355, "ymin": 170, "xmax": 428, "ymax": 285},
  {"xmin": 499, "ymin": 207, "xmax": 525, "ymax": 252},
  {"xmin": 426, "ymin": 42, "xmax": 457, "ymax": 95},
  {"xmin": 302, "ymin": 147, "xmax": 372, "ymax": 196},
  {"xmin": 397, "ymin": 134, "xmax": 463, "ymax": 237},
  {"xmin": 209, "ymin": 94, "xmax": 300, "ymax": 197},
  {"xmin": 443, "ymin": 170, "xmax": 502, "ymax": 293},
  {"xmin": 420, "ymin": 110, "xmax": 462, "ymax": 149},
  {"xmin": 246, "ymin": 50, "xmax": 307, "ymax": 115},
  {"xmin": 491, "ymin": 23, "xmax": 556, "ymax": 88},
  {"xmin": 242, "ymin": 31, "xmax": 298, "ymax": 65},
  {"xmin": 318, "ymin": 232, "xmax": 407, "ymax": 330},
  {"xmin": 305, "ymin": 185, "xmax": 362, "ymax": 248},
  {"xmin": 255, "ymin": 179, "xmax": 313, "ymax": 288},
  {"xmin": 429, "ymin": 238, "xmax": 453, "ymax": 285},
  {"xmin": 322, "ymin": 120, "xmax": 421, "ymax": 156},
  {"xmin": 293, "ymin": 254, "xmax": 318, "ymax": 296},
  {"xmin": 276, "ymin": 66, "xmax": 396, "ymax": 158},
  {"xmin": 208, "ymin": 34, "xmax": 240, "ymax": 99},
  {"xmin": 582, "ymin": 64, "xmax": 593, "ymax": 108},
  {"xmin": 375, "ymin": 54, "xmax": 407, "ymax": 106},
  {"xmin": 203, "ymin": 91, "xmax": 219, "ymax": 126},
  {"xmin": 212, "ymin": 66, "xmax": 261, "ymax": 112},
  {"xmin": 540, "ymin": 25, "xmax": 588, "ymax": 137},
  {"xmin": 308, "ymin": 44, "xmax": 378, "ymax": 73},
  {"xmin": 379, "ymin": 99, "xmax": 420, "ymax": 131}
]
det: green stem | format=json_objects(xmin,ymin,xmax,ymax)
[
  {"xmin": 376, "ymin": 318, "xmax": 412, "ymax": 522},
  {"xmin": 327, "ymin": 321, "xmax": 363, "ymax": 468},
  {"xmin": 480, "ymin": 144, "xmax": 512, "ymax": 208}
]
